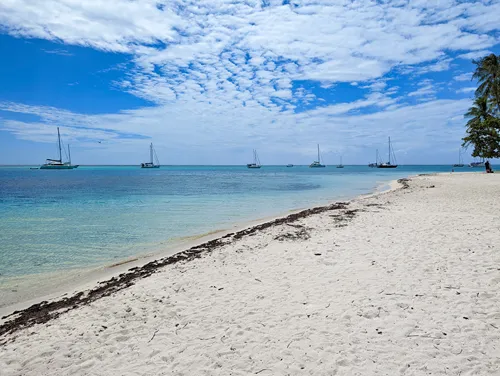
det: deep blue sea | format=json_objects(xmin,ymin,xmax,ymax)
[{"xmin": 0, "ymin": 165, "xmax": 470, "ymax": 285}]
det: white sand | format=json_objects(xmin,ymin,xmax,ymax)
[{"xmin": 1, "ymin": 173, "xmax": 499, "ymax": 375}]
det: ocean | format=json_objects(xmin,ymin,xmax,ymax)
[{"xmin": 0, "ymin": 164, "xmax": 472, "ymax": 303}]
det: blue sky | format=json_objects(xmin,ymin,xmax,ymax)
[{"xmin": 0, "ymin": 0, "xmax": 499, "ymax": 165}]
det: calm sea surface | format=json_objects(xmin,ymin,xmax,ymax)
[{"xmin": 0, "ymin": 165, "xmax": 470, "ymax": 283}]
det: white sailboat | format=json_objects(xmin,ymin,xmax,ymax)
[
  {"xmin": 336, "ymin": 156, "xmax": 344, "ymax": 168},
  {"xmin": 141, "ymin": 143, "xmax": 160, "ymax": 168},
  {"xmin": 377, "ymin": 137, "xmax": 398, "ymax": 169},
  {"xmin": 247, "ymin": 149, "xmax": 261, "ymax": 169},
  {"xmin": 309, "ymin": 144, "xmax": 326, "ymax": 168},
  {"xmin": 453, "ymin": 148, "xmax": 464, "ymax": 167},
  {"xmin": 40, "ymin": 127, "xmax": 79, "ymax": 169}
]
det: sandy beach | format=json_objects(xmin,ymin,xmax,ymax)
[{"xmin": 1, "ymin": 172, "xmax": 499, "ymax": 375}]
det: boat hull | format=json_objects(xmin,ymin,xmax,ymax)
[
  {"xmin": 453, "ymin": 164, "xmax": 464, "ymax": 167},
  {"xmin": 247, "ymin": 162, "xmax": 261, "ymax": 169},
  {"xmin": 141, "ymin": 165, "xmax": 160, "ymax": 168},
  {"xmin": 309, "ymin": 165, "xmax": 325, "ymax": 168},
  {"xmin": 377, "ymin": 165, "xmax": 398, "ymax": 169},
  {"xmin": 40, "ymin": 165, "xmax": 79, "ymax": 170}
]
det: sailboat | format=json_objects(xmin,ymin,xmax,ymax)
[
  {"xmin": 141, "ymin": 143, "xmax": 160, "ymax": 168},
  {"xmin": 309, "ymin": 144, "xmax": 326, "ymax": 168},
  {"xmin": 453, "ymin": 148, "xmax": 464, "ymax": 167},
  {"xmin": 377, "ymin": 137, "xmax": 398, "ymax": 169},
  {"xmin": 469, "ymin": 157, "xmax": 485, "ymax": 168},
  {"xmin": 336, "ymin": 156, "xmax": 344, "ymax": 168},
  {"xmin": 247, "ymin": 149, "xmax": 261, "ymax": 169},
  {"xmin": 368, "ymin": 149, "xmax": 379, "ymax": 167},
  {"xmin": 40, "ymin": 127, "xmax": 79, "ymax": 169}
]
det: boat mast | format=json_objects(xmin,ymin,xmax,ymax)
[
  {"xmin": 150, "ymin": 143, "xmax": 154, "ymax": 165},
  {"xmin": 388, "ymin": 137, "xmax": 391, "ymax": 164},
  {"xmin": 317, "ymin": 144, "xmax": 320, "ymax": 162},
  {"xmin": 57, "ymin": 127, "xmax": 62, "ymax": 162},
  {"xmin": 376, "ymin": 149, "xmax": 379, "ymax": 164},
  {"xmin": 68, "ymin": 144, "xmax": 71, "ymax": 164}
]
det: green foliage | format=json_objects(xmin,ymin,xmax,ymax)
[
  {"xmin": 462, "ymin": 117, "xmax": 500, "ymax": 158},
  {"xmin": 472, "ymin": 54, "xmax": 500, "ymax": 114},
  {"xmin": 463, "ymin": 54, "xmax": 500, "ymax": 158}
]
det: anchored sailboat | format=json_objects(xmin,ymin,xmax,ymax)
[
  {"xmin": 309, "ymin": 144, "xmax": 326, "ymax": 168},
  {"xmin": 469, "ymin": 157, "xmax": 485, "ymax": 168},
  {"xmin": 247, "ymin": 149, "xmax": 261, "ymax": 169},
  {"xmin": 453, "ymin": 148, "xmax": 464, "ymax": 167},
  {"xmin": 377, "ymin": 137, "xmax": 398, "ymax": 169},
  {"xmin": 336, "ymin": 156, "xmax": 344, "ymax": 168},
  {"xmin": 368, "ymin": 149, "xmax": 379, "ymax": 167},
  {"xmin": 40, "ymin": 127, "xmax": 79, "ymax": 170},
  {"xmin": 141, "ymin": 143, "xmax": 160, "ymax": 168}
]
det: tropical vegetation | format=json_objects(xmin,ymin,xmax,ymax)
[{"xmin": 462, "ymin": 53, "xmax": 500, "ymax": 159}]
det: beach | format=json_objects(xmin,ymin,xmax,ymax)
[
  {"xmin": 0, "ymin": 164, "xmax": 448, "ymax": 309},
  {"xmin": 1, "ymin": 172, "xmax": 499, "ymax": 375}
]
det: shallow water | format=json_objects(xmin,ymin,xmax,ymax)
[{"xmin": 0, "ymin": 164, "xmax": 467, "ymax": 281}]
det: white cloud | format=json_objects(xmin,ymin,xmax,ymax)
[
  {"xmin": 0, "ymin": 96, "xmax": 472, "ymax": 164},
  {"xmin": 456, "ymin": 87, "xmax": 476, "ymax": 94},
  {"xmin": 368, "ymin": 81, "xmax": 388, "ymax": 92},
  {"xmin": 415, "ymin": 58, "xmax": 453, "ymax": 75},
  {"xmin": 453, "ymin": 2, "xmax": 500, "ymax": 33},
  {"xmin": 301, "ymin": 58, "xmax": 390, "ymax": 83},
  {"xmin": 408, "ymin": 85, "xmax": 436, "ymax": 98},
  {"xmin": 304, "ymin": 92, "xmax": 397, "ymax": 117},
  {"xmin": 1, "ymin": 0, "xmax": 497, "ymax": 87},
  {"xmin": 0, "ymin": 0, "xmax": 185, "ymax": 53},
  {"xmin": 453, "ymin": 72, "xmax": 473, "ymax": 81},
  {"xmin": 456, "ymin": 50, "xmax": 492, "ymax": 60},
  {"xmin": 41, "ymin": 48, "xmax": 73, "ymax": 56},
  {"xmin": 0, "ymin": 0, "xmax": 498, "ymax": 163}
]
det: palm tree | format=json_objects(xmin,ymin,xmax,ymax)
[
  {"xmin": 464, "ymin": 96, "xmax": 491, "ymax": 130},
  {"xmin": 463, "ymin": 96, "xmax": 500, "ymax": 158},
  {"xmin": 472, "ymin": 54, "xmax": 500, "ymax": 113}
]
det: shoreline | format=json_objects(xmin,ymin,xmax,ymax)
[
  {"xmin": 0, "ymin": 176, "xmax": 395, "ymax": 315},
  {"xmin": 2, "ymin": 171, "xmax": 499, "ymax": 375},
  {"xmin": 0, "ymin": 176, "xmax": 404, "ymax": 337}
]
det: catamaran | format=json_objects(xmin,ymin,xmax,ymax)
[
  {"xmin": 309, "ymin": 144, "xmax": 326, "ymax": 168},
  {"xmin": 453, "ymin": 148, "xmax": 465, "ymax": 167},
  {"xmin": 377, "ymin": 137, "xmax": 398, "ymax": 169},
  {"xmin": 247, "ymin": 149, "xmax": 261, "ymax": 169},
  {"xmin": 141, "ymin": 143, "xmax": 160, "ymax": 168},
  {"xmin": 336, "ymin": 156, "xmax": 344, "ymax": 168},
  {"xmin": 40, "ymin": 127, "xmax": 79, "ymax": 169}
]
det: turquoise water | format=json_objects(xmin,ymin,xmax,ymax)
[{"xmin": 0, "ymin": 165, "xmax": 467, "ymax": 281}]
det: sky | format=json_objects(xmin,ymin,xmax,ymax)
[{"xmin": 0, "ymin": 0, "xmax": 499, "ymax": 165}]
